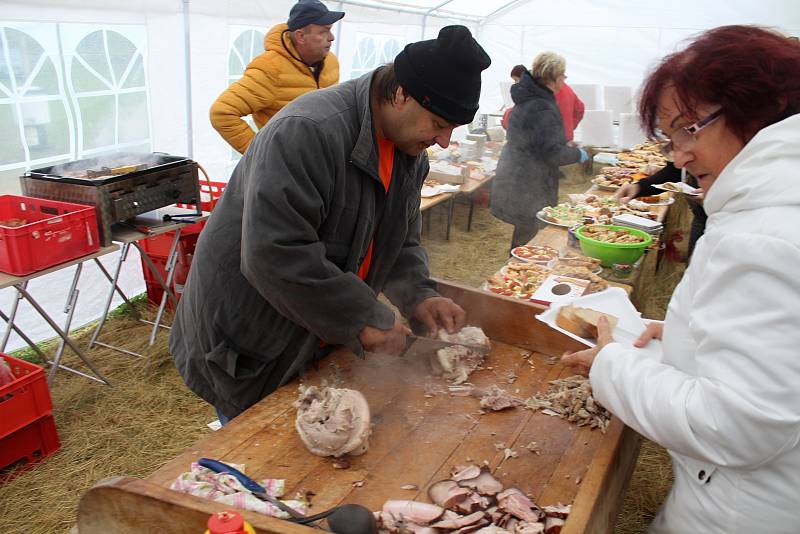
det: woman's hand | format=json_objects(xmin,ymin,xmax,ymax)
[
  {"xmin": 614, "ymin": 183, "xmax": 641, "ymax": 203},
  {"xmin": 560, "ymin": 316, "xmax": 615, "ymax": 377},
  {"xmin": 634, "ymin": 322, "xmax": 664, "ymax": 348}
]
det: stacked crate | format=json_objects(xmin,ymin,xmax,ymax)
[
  {"xmin": 139, "ymin": 180, "xmax": 226, "ymax": 307},
  {"xmin": 0, "ymin": 355, "xmax": 60, "ymax": 480}
]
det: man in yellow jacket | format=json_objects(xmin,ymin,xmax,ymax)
[{"xmin": 210, "ymin": 0, "xmax": 344, "ymax": 154}]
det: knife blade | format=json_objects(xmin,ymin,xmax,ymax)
[{"xmin": 402, "ymin": 335, "xmax": 490, "ymax": 359}]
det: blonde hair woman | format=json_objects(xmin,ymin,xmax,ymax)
[{"xmin": 531, "ymin": 51, "xmax": 566, "ymax": 92}]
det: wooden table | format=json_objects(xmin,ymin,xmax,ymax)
[
  {"xmin": 87, "ymin": 208, "xmax": 210, "ymax": 357},
  {"xmin": 459, "ymin": 173, "xmax": 495, "ymax": 232},
  {"xmin": 420, "ymin": 192, "xmax": 455, "ymax": 240},
  {"xmin": 419, "ymin": 173, "xmax": 496, "ymax": 240},
  {"xmin": 77, "ymin": 281, "xmax": 641, "ymax": 534}
]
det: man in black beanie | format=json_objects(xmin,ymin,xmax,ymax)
[{"xmin": 172, "ymin": 26, "xmax": 492, "ymax": 423}]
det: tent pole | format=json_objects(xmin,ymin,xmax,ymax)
[
  {"xmin": 335, "ymin": 0, "xmax": 479, "ymax": 25},
  {"xmin": 182, "ymin": 0, "xmax": 194, "ymax": 158},
  {"xmin": 480, "ymin": 0, "xmax": 531, "ymax": 26},
  {"xmin": 335, "ymin": 1, "xmax": 343, "ymax": 56},
  {"xmin": 422, "ymin": 0, "xmax": 456, "ymax": 39}
]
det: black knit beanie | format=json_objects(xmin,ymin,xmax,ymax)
[{"xmin": 394, "ymin": 25, "xmax": 491, "ymax": 125}]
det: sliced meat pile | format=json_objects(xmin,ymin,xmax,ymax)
[
  {"xmin": 374, "ymin": 464, "xmax": 570, "ymax": 533},
  {"xmin": 431, "ymin": 325, "xmax": 491, "ymax": 385},
  {"xmin": 294, "ymin": 385, "xmax": 371, "ymax": 457},
  {"xmin": 524, "ymin": 375, "xmax": 611, "ymax": 432}
]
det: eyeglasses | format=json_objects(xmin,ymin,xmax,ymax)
[{"xmin": 655, "ymin": 108, "xmax": 723, "ymax": 156}]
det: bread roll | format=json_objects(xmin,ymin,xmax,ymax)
[{"xmin": 556, "ymin": 305, "xmax": 619, "ymax": 339}]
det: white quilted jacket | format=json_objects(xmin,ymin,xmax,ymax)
[{"xmin": 591, "ymin": 114, "xmax": 800, "ymax": 533}]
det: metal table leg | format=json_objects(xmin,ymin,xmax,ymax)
[
  {"xmin": 1, "ymin": 281, "xmax": 27, "ymax": 352},
  {"xmin": 14, "ymin": 283, "xmax": 110, "ymax": 385},
  {"xmin": 48, "ymin": 264, "xmax": 82, "ymax": 385},
  {"xmin": 88, "ymin": 243, "xmax": 131, "ymax": 353},
  {"xmin": 445, "ymin": 197, "xmax": 455, "ymax": 241},
  {"xmin": 0, "ymin": 308, "xmax": 51, "ymax": 364},
  {"xmin": 467, "ymin": 195, "xmax": 476, "ymax": 232},
  {"xmin": 93, "ymin": 257, "xmax": 140, "ymax": 319},
  {"xmin": 137, "ymin": 244, "xmax": 179, "ymax": 309},
  {"xmin": 140, "ymin": 227, "xmax": 182, "ymax": 346}
]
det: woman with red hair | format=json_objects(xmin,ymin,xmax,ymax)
[{"xmin": 562, "ymin": 26, "xmax": 800, "ymax": 533}]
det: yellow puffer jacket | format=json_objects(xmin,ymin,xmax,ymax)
[{"xmin": 209, "ymin": 23, "xmax": 340, "ymax": 154}]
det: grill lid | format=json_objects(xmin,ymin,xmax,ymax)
[{"xmin": 26, "ymin": 152, "xmax": 192, "ymax": 186}]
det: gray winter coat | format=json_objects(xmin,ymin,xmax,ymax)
[
  {"xmin": 490, "ymin": 72, "xmax": 581, "ymax": 226},
  {"xmin": 170, "ymin": 71, "xmax": 439, "ymax": 419}
]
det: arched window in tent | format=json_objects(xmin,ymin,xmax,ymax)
[
  {"xmin": 350, "ymin": 33, "xmax": 401, "ymax": 79},
  {"xmin": 0, "ymin": 26, "xmax": 73, "ymax": 192},
  {"xmin": 227, "ymin": 28, "xmax": 266, "ymax": 169},
  {"xmin": 67, "ymin": 29, "xmax": 150, "ymax": 158}
]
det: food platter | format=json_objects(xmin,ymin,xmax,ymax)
[
  {"xmin": 592, "ymin": 182, "xmax": 622, "ymax": 192},
  {"xmin": 652, "ymin": 182, "xmax": 701, "ymax": 196},
  {"xmin": 510, "ymin": 244, "xmax": 559, "ymax": 263},
  {"xmin": 538, "ymin": 196, "xmax": 657, "ymax": 229},
  {"xmin": 536, "ymin": 210, "xmax": 577, "ymax": 228},
  {"xmin": 628, "ymin": 196, "xmax": 675, "ymax": 209}
]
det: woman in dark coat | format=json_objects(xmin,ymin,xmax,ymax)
[{"xmin": 491, "ymin": 52, "xmax": 586, "ymax": 248}]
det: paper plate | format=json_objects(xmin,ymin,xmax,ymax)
[
  {"xmin": 536, "ymin": 287, "xmax": 663, "ymax": 358},
  {"xmin": 511, "ymin": 245, "xmax": 560, "ymax": 264},
  {"xmin": 629, "ymin": 196, "xmax": 675, "ymax": 209},
  {"xmin": 652, "ymin": 182, "xmax": 701, "ymax": 196},
  {"xmin": 536, "ymin": 211, "xmax": 578, "ymax": 228}
]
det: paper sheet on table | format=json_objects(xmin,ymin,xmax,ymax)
[
  {"xmin": 421, "ymin": 184, "xmax": 461, "ymax": 197},
  {"xmin": 592, "ymin": 152, "xmax": 620, "ymax": 165},
  {"xmin": 536, "ymin": 287, "xmax": 663, "ymax": 359}
]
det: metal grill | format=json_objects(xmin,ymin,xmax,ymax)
[{"xmin": 21, "ymin": 153, "xmax": 201, "ymax": 246}]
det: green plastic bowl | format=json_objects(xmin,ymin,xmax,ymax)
[{"xmin": 576, "ymin": 225, "xmax": 653, "ymax": 267}]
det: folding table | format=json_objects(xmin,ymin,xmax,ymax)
[
  {"xmin": 0, "ymin": 245, "xmax": 120, "ymax": 386},
  {"xmin": 87, "ymin": 207, "xmax": 209, "ymax": 358}
]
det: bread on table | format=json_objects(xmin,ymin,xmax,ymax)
[{"xmin": 556, "ymin": 305, "xmax": 619, "ymax": 339}]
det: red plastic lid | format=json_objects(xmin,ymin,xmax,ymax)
[{"xmin": 207, "ymin": 511, "xmax": 245, "ymax": 534}]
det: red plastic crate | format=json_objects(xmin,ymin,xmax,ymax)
[
  {"xmin": 139, "ymin": 231, "xmax": 200, "ymax": 260},
  {"xmin": 0, "ymin": 194, "xmax": 100, "ymax": 276},
  {"xmin": 141, "ymin": 255, "xmax": 175, "ymax": 309},
  {"xmin": 0, "ymin": 415, "xmax": 60, "ymax": 481},
  {"xmin": 176, "ymin": 179, "xmax": 227, "ymax": 213},
  {"xmin": 140, "ymin": 252, "xmax": 195, "ymax": 309},
  {"xmin": 0, "ymin": 355, "xmax": 54, "ymax": 440}
]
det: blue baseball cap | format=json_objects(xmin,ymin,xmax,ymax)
[{"xmin": 287, "ymin": 0, "xmax": 345, "ymax": 31}]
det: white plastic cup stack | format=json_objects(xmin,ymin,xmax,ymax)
[
  {"xmin": 580, "ymin": 110, "xmax": 614, "ymax": 147},
  {"xmin": 618, "ymin": 113, "xmax": 646, "ymax": 150},
  {"xmin": 603, "ymin": 86, "xmax": 634, "ymax": 122},
  {"xmin": 570, "ymin": 84, "xmax": 602, "ymax": 111}
]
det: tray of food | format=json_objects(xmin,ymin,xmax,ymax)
[
  {"xmin": 484, "ymin": 261, "xmax": 552, "ymax": 299},
  {"xmin": 540, "ymin": 197, "xmax": 657, "ymax": 227},
  {"xmin": 510, "ymin": 244, "xmax": 559, "ymax": 264},
  {"xmin": 628, "ymin": 194, "xmax": 674, "ymax": 209},
  {"xmin": 591, "ymin": 174, "xmax": 637, "ymax": 191},
  {"xmin": 652, "ymin": 182, "xmax": 701, "ymax": 195}
]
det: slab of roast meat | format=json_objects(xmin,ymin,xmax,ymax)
[{"xmin": 294, "ymin": 385, "xmax": 371, "ymax": 457}]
